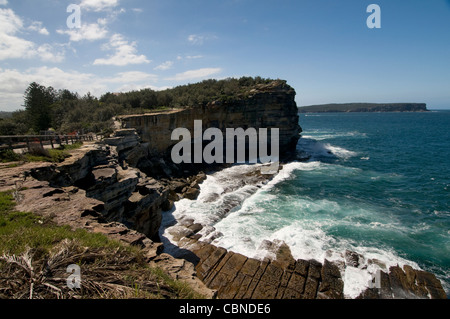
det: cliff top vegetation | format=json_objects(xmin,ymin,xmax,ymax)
[{"xmin": 0, "ymin": 77, "xmax": 287, "ymax": 136}]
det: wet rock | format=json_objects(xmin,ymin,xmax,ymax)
[
  {"xmin": 357, "ymin": 265, "xmax": 447, "ymax": 299},
  {"xmin": 367, "ymin": 258, "xmax": 387, "ymax": 270},
  {"xmin": 191, "ymin": 241, "xmax": 341, "ymax": 300},
  {"xmin": 345, "ymin": 250, "xmax": 363, "ymax": 268},
  {"xmin": 415, "ymin": 269, "xmax": 447, "ymax": 299},
  {"xmin": 161, "ymin": 199, "xmax": 174, "ymax": 211},
  {"xmin": 171, "ymin": 180, "xmax": 188, "ymax": 193},
  {"xmin": 188, "ymin": 223, "xmax": 203, "ymax": 234},
  {"xmin": 183, "ymin": 187, "xmax": 201, "ymax": 200},
  {"xmin": 148, "ymin": 252, "xmax": 216, "ymax": 299},
  {"xmin": 168, "ymin": 226, "xmax": 196, "ymax": 242},
  {"xmin": 318, "ymin": 260, "xmax": 344, "ymax": 299}
]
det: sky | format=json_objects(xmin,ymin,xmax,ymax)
[{"xmin": 0, "ymin": 0, "xmax": 450, "ymax": 112}]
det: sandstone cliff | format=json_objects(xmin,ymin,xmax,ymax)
[
  {"xmin": 2, "ymin": 80, "xmax": 445, "ymax": 299},
  {"xmin": 117, "ymin": 81, "xmax": 302, "ymax": 175},
  {"xmin": 0, "ymin": 80, "xmax": 302, "ymax": 299},
  {"xmin": 0, "ymin": 143, "xmax": 215, "ymax": 298}
]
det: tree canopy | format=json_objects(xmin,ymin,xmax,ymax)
[{"xmin": 0, "ymin": 76, "xmax": 278, "ymax": 136}]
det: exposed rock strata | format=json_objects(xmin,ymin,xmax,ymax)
[
  {"xmin": 188, "ymin": 240, "xmax": 344, "ymax": 299},
  {"xmin": 1, "ymin": 80, "xmax": 446, "ymax": 299},
  {"xmin": 0, "ymin": 143, "xmax": 215, "ymax": 298},
  {"xmin": 117, "ymin": 81, "xmax": 302, "ymax": 174},
  {"xmin": 183, "ymin": 240, "xmax": 447, "ymax": 300},
  {"xmin": 358, "ymin": 265, "xmax": 448, "ymax": 299}
]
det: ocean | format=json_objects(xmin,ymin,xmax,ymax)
[{"xmin": 161, "ymin": 111, "xmax": 450, "ymax": 298}]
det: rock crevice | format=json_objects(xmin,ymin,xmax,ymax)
[{"xmin": 187, "ymin": 240, "xmax": 447, "ymax": 299}]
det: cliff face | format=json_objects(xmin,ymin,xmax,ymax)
[
  {"xmin": 118, "ymin": 81, "xmax": 301, "ymax": 162},
  {"xmin": 1, "ymin": 144, "xmax": 215, "ymax": 298},
  {"xmin": 2, "ymin": 79, "xmax": 447, "ymax": 299}
]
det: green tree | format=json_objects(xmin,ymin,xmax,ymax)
[
  {"xmin": 57, "ymin": 89, "xmax": 79, "ymax": 101},
  {"xmin": 24, "ymin": 82, "xmax": 56, "ymax": 133}
]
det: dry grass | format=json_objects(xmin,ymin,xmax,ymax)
[
  {"xmin": 0, "ymin": 239, "xmax": 202, "ymax": 299},
  {"xmin": 0, "ymin": 191, "xmax": 205, "ymax": 299}
]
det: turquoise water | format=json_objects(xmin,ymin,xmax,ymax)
[
  {"xmin": 296, "ymin": 111, "xmax": 450, "ymax": 293},
  {"xmin": 163, "ymin": 111, "xmax": 450, "ymax": 298}
]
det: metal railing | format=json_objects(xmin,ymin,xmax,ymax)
[{"xmin": 0, "ymin": 134, "xmax": 99, "ymax": 151}]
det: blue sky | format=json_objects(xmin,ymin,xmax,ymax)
[{"xmin": 1, "ymin": 0, "xmax": 449, "ymax": 111}]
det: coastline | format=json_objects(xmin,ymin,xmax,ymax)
[
  {"xmin": 160, "ymin": 160, "xmax": 447, "ymax": 299},
  {"xmin": 1, "ymin": 134, "xmax": 447, "ymax": 299},
  {"xmin": 1, "ymin": 84, "xmax": 447, "ymax": 299}
]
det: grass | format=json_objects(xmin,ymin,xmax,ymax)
[
  {"xmin": 0, "ymin": 142, "xmax": 84, "ymax": 164},
  {"xmin": 0, "ymin": 191, "xmax": 127, "ymax": 255},
  {"xmin": 0, "ymin": 191, "xmax": 206, "ymax": 299},
  {"xmin": 0, "ymin": 149, "xmax": 21, "ymax": 163}
]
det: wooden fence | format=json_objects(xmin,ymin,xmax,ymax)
[{"xmin": 0, "ymin": 134, "xmax": 99, "ymax": 152}]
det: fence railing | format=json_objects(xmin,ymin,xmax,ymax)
[{"xmin": 0, "ymin": 134, "xmax": 99, "ymax": 152}]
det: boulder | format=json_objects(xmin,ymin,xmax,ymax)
[{"xmin": 183, "ymin": 187, "xmax": 201, "ymax": 200}]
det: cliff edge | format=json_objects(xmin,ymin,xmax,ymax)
[
  {"xmin": 117, "ymin": 80, "xmax": 302, "ymax": 177},
  {"xmin": 1, "ymin": 80, "xmax": 445, "ymax": 299}
]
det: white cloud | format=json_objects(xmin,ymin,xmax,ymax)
[
  {"xmin": 154, "ymin": 61, "xmax": 174, "ymax": 71},
  {"xmin": 105, "ymin": 71, "xmax": 158, "ymax": 83},
  {"xmin": 36, "ymin": 44, "xmax": 65, "ymax": 63},
  {"xmin": 115, "ymin": 83, "xmax": 169, "ymax": 93},
  {"xmin": 0, "ymin": 8, "xmax": 63, "ymax": 61},
  {"xmin": 93, "ymin": 34, "xmax": 150, "ymax": 66},
  {"xmin": 0, "ymin": 0, "xmax": 7, "ymax": 6},
  {"xmin": 0, "ymin": 67, "xmax": 104, "ymax": 111},
  {"xmin": 187, "ymin": 34, "xmax": 217, "ymax": 45},
  {"xmin": 97, "ymin": 18, "xmax": 108, "ymax": 26},
  {"xmin": 165, "ymin": 68, "xmax": 222, "ymax": 81},
  {"xmin": 28, "ymin": 21, "xmax": 49, "ymax": 36},
  {"xmin": 188, "ymin": 34, "xmax": 205, "ymax": 45},
  {"xmin": 176, "ymin": 55, "xmax": 204, "ymax": 61},
  {"xmin": 0, "ymin": 8, "xmax": 23, "ymax": 34},
  {"xmin": 186, "ymin": 55, "xmax": 204, "ymax": 59},
  {"xmin": 0, "ymin": 33, "xmax": 35, "ymax": 60},
  {"xmin": 80, "ymin": 0, "xmax": 119, "ymax": 12},
  {"xmin": 57, "ymin": 22, "xmax": 108, "ymax": 42},
  {"xmin": 0, "ymin": 67, "xmax": 101, "ymax": 93},
  {"xmin": 0, "ymin": 67, "xmax": 163, "ymax": 111}
]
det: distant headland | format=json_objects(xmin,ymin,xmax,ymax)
[{"xmin": 298, "ymin": 103, "xmax": 429, "ymax": 113}]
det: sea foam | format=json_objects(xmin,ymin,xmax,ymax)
[{"xmin": 160, "ymin": 126, "xmax": 439, "ymax": 298}]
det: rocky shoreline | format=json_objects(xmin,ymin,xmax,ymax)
[
  {"xmin": 1, "ymin": 137, "xmax": 446, "ymax": 299},
  {"xmin": 0, "ymin": 81, "xmax": 446, "ymax": 299},
  {"xmin": 0, "ymin": 141, "xmax": 217, "ymax": 298},
  {"xmin": 170, "ymin": 228, "xmax": 447, "ymax": 299},
  {"xmin": 159, "ymin": 165, "xmax": 447, "ymax": 300}
]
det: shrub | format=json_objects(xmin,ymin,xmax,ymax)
[
  {"xmin": 0, "ymin": 149, "xmax": 22, "ymax": 163},
  {"xmin": 28, "ymin": 143, "xmax": 50, "ymax": 158}
]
